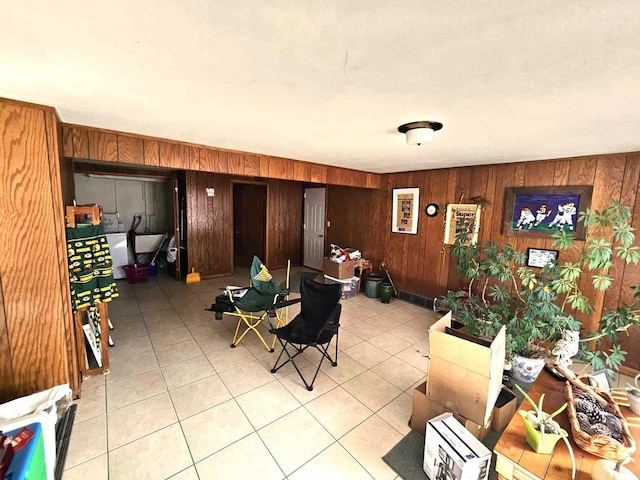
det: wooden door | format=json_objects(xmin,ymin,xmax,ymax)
[{"xmin": 233, "ymin": 183, "xmax": 266, "ymax": 267}]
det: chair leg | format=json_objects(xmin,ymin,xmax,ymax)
[
  {"xmin": 230, "ymin": 311, "xmax": 274, "ymax": 352},
  {"xmin": 271, "ymin": 338, "xmax": 338, "ymax": 391}
]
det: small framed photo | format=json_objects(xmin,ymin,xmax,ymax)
[
  {"xmin": 392, "ymin": 188, "xmax": 419, "ymax": 234},
  {"xmin": 586, "ymin": 369, "xmax": 610, "ymax": 392},
  {"xmin": 526, "ymin": 248, "xmax": 559, "ymax": 268}
]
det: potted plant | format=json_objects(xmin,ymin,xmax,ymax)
[
  {"xmin": 442, "ymin": 200, "xmax": 640, "ymax": 381},
  {"xmin": 515, "ymin": 384, "xmax": 576, "ymax": 478}
]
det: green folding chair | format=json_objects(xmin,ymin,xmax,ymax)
[{"xmin": 224, "ymin": 256, "xmax": 291, "ymax": 352}]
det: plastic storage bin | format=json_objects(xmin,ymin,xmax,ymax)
[{"xmin": 123, "ymin": 264, "xmax": 151, "ymax": 284}]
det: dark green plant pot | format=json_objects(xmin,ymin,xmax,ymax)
[{"xmin": 379, "ymin": 283, "xmax": 393, "ymax": 303}]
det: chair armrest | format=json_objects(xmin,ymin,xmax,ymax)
[{"xmin": 273, "ymin": 297, "xmax": 301, "ymax": 309}]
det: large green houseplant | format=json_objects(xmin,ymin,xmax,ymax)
[{"xmin": 442, "ymin": 200, "xmax": 640, "ymax": 378}]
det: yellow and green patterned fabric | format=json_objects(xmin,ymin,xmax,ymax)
[{"xmin": 66, "ymin": 224, "xmax": 119, "ymax": 312}]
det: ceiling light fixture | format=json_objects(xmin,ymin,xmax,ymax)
[{"xmin": 397, "ymin": 121, "xmax": 443, "ymax": 145}]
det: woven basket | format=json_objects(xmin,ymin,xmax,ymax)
[{"xmin": 556, "ymin": 364, "xmax": 636, "ymax": 461}]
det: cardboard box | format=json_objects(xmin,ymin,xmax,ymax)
[
  {"xmin": 427, "ymin": 312, "xmax": 506, "ymax": 426},
  {"xmin": 323, "ymin": 258, "xmax": 355, "ymax": 279},
  {"xmin": 410, "ymin": 381, "xmax": 491, "ymax": 441},
  {"xmin": 491, "ymin": 386, "xmax": 518, "ymax": 432},
  {"xmin": 323, "ymin": 275, "xmax": 360, "ymax": 299},
  {"xmin": 423, "ymin": 413, "xmax": 491, "ymax": 480}
]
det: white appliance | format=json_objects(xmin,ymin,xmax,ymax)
[{"xmin": 106, "ymin": 233, "xmax": 129, "ymax": 279}]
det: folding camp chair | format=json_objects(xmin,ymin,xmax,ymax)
[
  {"xmin": 207, "ymin": 256, "xmax": 291, "ymax": 352},
  {"xmin": 270, "ymin": 277, "xmax": 342, "ymax": 391}
]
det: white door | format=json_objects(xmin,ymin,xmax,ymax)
[{"xmin": 303, "ymin": 188, "xmax": 326, "ymax": 270}]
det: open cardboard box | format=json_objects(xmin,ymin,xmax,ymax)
[
  {"xmin": 323, "ymin": 258, "xmax": 355, "ymax": 279},
  {"xmin": 491, "ymin": 385, "xmax": 518, "ymax": 431},
  {"xmin": 410, "ymin": 381, "xmax": 491, "ymax": 441},
  {"xmin": 427, "ymin": 312, "xmax": 505, "ymax": 426}
]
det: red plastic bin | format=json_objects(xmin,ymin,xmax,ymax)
[{"xmin": 123, "ymin": 264, "xmax": 151, "ymax": 284}]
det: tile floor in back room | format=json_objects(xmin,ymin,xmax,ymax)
[{"xmin": 62, "ymin": 267, "xmax": 636, "ymax": 480}]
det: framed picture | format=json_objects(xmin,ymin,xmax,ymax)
[
  {"xmin": 392, "ymin": 188, "xmax": 419, "ymax": 234},
  {"xmin": 526, "ymin": 247, "xmax": 559, "ymax": 268},
  {"xmin": 503, "ymin": 186, "xmax": 593, "ymax": 240},
  {"xmin": 443, "ymin": 204, "xmax": 482, "ymax": 245},
  {"xmin": 586, "ymin": 369, "xmax": 610, "ymax": 392}
]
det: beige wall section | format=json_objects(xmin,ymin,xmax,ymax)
[{"xmin": 74, "ymin": 174, "xmax": 172, "ymax": 234}]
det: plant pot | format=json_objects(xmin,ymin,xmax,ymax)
[
  {"xmin": 520, "ymin": 411, "xmax": 567, "ymax": 454},
  {"xmin": 510, "ymin": 354, "xmax": 545, "ymax": 383}
]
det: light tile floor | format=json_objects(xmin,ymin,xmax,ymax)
[
  {"xmin": 63, "ymin": 267, "xmax": 433, "ymax": 479},
  {"xmin": 63, "ymin": 268, "xmax": 637, "ymax": 479}
]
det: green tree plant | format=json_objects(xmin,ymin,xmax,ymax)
[{"xmin": 441, "ymin": 200, "xmax": 640, "ymax": 373}]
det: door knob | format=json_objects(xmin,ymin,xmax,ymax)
[{"xmin": 318, "ymin": 234, "xmax": 323, "ymax": 238}]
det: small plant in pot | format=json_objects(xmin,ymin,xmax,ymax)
[
  {"xmin": 515, "ymin": 384, "xmax": 576, "ymax": 478},
  {"xmin": 442, "ymin": 200, "xmax": 640, "ymax": 382}
]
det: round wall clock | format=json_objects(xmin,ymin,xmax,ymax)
[{"xmin": 425, "ymin": 203, "xmax": 440, "ymax": 217}]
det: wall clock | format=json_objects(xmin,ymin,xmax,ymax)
[{"xmin": 425, "ymin": 203, "xmax": 440, "ymax": 217}]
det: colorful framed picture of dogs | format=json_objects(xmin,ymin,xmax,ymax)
[{"xmin": 503, "ymin": 185, "xmax": 593, "ymax": 240}]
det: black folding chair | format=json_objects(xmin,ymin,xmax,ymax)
[{"xmin": 269, "ymin": 278, "xmax": 342, "ymax": 391}]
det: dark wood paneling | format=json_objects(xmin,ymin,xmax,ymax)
[
  {"xmin": 117, "ymin": 135, "xmax": 144, "ymax": 165},
  {"xmin": 326, "ymin": 185, "xmax": 387, "ymax": 270},
  {"xmin": 88, "ymin": 130, "xmax": 118, "ymax": 162},
  {"xmin": 0, "ymin": 101, "xmax": 70, "ymax": 398},
  {"xmin": 185, "ymin": 172, "xmax": 302, "ymax": 275},
  {"xmin": 186, "ymin": 171, "xmax": 233, "ymax": 277},
  {"xmin": 144, "ymin": 139, "xmax": 160, "ymax": 166},
  {"xmin": 265, "ymin": 179, "xmax": 303, "ymax": 269}
]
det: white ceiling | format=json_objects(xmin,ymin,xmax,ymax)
[{"xmin": 2, "ymin": 1, "xmax": 640, "ymax": 173}]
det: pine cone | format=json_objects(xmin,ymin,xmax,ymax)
[{"xmin": 589, "ymin": 423, "xmax": 613, "ymax": 437}]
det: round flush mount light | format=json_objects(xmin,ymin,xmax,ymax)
[{"xmin": 398, "ymin": 121, "xmax": 443, "ymax": 145}]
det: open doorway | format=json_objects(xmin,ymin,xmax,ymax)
[
  {"xmin": 233, "ymin": 182, "xmax": 267, "ymax": 268},
  {"xmin": 72, "ymin": 167, "xmax": 182, "ymax": 281}
]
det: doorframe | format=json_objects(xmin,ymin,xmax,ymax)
[
  {"xmin": 231, "ymin": 179, "xmax": 269, "ymax": 271},
  {"xmin": 303, "ymin": 186, "xmax": 327, "ymax": 270}
]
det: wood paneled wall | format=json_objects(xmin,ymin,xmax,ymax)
[
  {"xmin": 0, "ymin": 99, "xmax": 73, "ymax": 401},
  {"xmin": 374, "ymin": 153, "xmax": 640, "ymax": 371},
  {"xmin": 62, "ymin": 124, "xmax": 382, "ymax": 189},
  {"xmin": 185, "ymin": 172, "xmax": 303, "ymax": 277},
  {"xmin": 265, "ymin": 179, "xmax": 303, "ymax": 269},
  {"xmin": 326, "ymin": 185, "xmax": 388, "ymax": 268},
  {"xmin": 186, "ymin": 171, "xmax": 234, "ymax": 277}
]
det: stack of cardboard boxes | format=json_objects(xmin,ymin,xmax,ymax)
[
  {"xmin": 322, "ymin": 258, "xmax": 360, "ymax": 299},
  {"xmin": 411, "ymin": 312, "xmax": 517, "ymax": 440}
]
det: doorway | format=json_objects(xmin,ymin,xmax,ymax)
[
  {"xmin": 233, "ymin": 182, "xmax": 267, "ymax": 268},
  {"xmin": 303, "ymin": 187, "xmax": 326, "ymax": 270}
]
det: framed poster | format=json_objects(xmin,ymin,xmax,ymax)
[
  {"xmin": 503, "ymin": 186, "xmax": 593, "ymax": 239},
  {"xmin": 392, "ymin": 188, "xmax": 419, "ymax": 234},
  {"xmin": 443, "ymin": 204, "xmax": 481, "ymax": 245},
  {"xmin": 526, "ymin": 247, "xmax": 559, "ymax": 268}
]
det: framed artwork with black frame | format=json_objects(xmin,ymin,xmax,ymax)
[
  {"xmin": 392, "ymin": 187, "xmax": 419, "ymax": 234},
  {"xmin": 503, "ymin": 185, "xmax": 593, "ymax": 240},
  {"xmin": 526, "ymin": 247, "xmax": 559, "ymax": 269}
]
